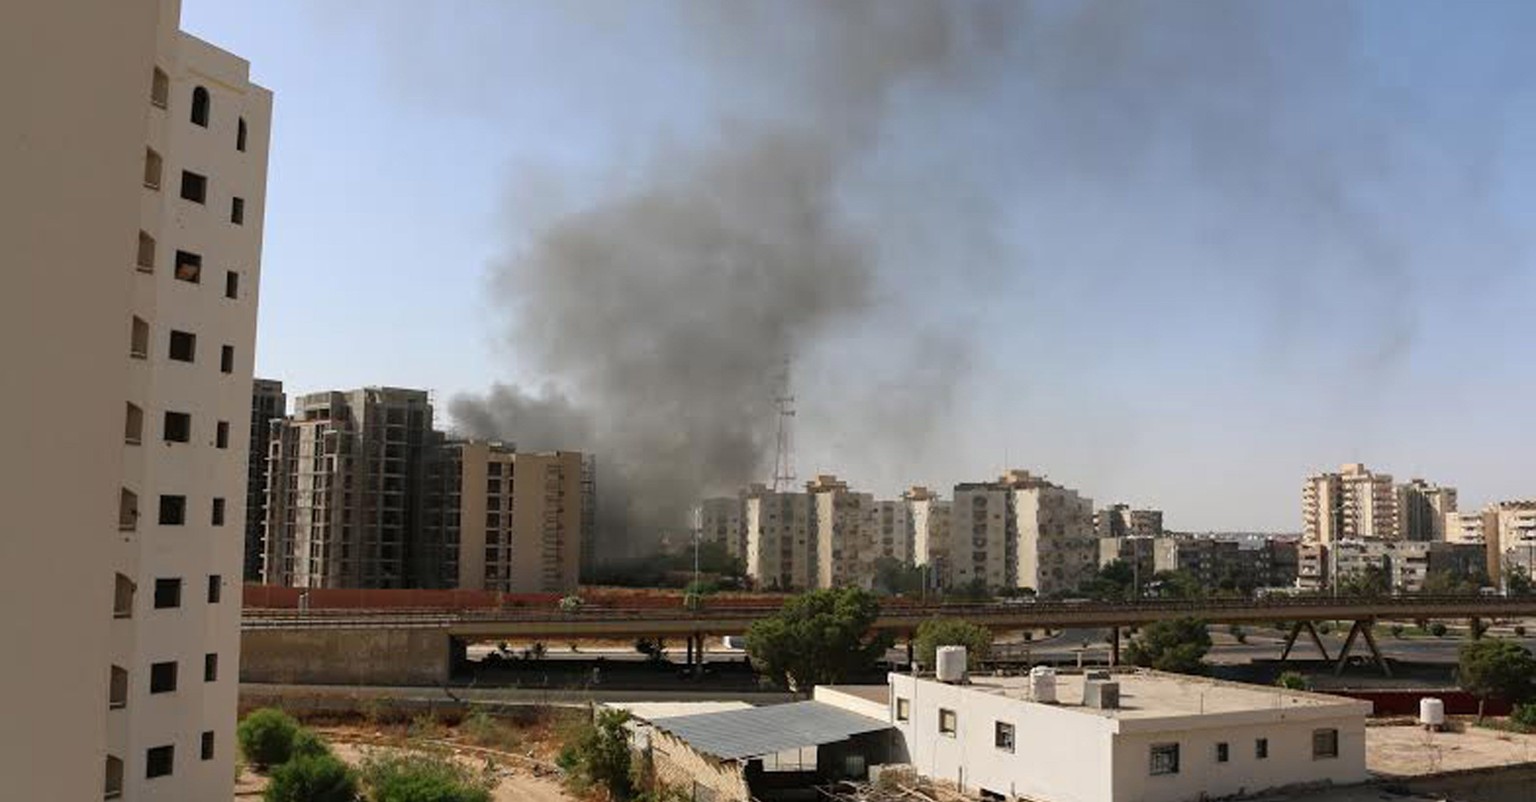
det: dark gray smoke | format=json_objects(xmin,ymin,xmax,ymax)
[{"xmin": 451, "ymin": 2, "xmax": 1012, "ymax": 553}]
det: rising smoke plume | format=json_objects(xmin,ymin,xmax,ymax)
[{"xmin": 446, "ymin": 1, "xmax": 1514, "ymax": 547}]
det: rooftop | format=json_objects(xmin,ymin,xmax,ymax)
[{"xmin": 912, "ymin": 669, "xmax": 1367, "ymax": 722}]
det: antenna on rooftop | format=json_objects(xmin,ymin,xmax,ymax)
[{"xmin": 771, "ymin": 358, "xmax": 796, "ymax": 493}]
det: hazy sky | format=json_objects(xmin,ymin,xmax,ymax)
[{"xmin": 184, "ymin": 1, "xmax": 1536, "ymax": 532}]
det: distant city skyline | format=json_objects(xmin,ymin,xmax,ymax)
[{"xmin": 186, "ymin": 1, "xmax": 1536, "ymax": 532}]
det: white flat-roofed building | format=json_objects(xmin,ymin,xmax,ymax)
[{"xmin": 888, "ymin": 669, "xmax": 1370, "ymax": 802}]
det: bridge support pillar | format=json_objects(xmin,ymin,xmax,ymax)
[
  {"xmin": 906, "ymin": 639, "xmax": 915, "ymax": 669},
  {"xmin": 1281, "ymin": 621, "xmax": 1331, "ymax": 662},
  {"xmin": 1471, "ymin": 617, "xmax": 1484, "ymax": 640},
  {"xmin": 1334, "ymin": 619, "xmax": 1391, "ymax": 677},
  {"xmin": 1109, "ymin": 626, "xmax": 1120, "ymax": 667}
]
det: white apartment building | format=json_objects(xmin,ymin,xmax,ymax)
[
  {"xmin": 744, "ymin": 484, "xmax": 814, "ymax": 590},
  {"xmin": 698, "ymin": 495, "xmax": 746, "ymax": 561},
  {"xmin": 905, "ymin": 486, "xmax": 952, "ymax": 586},
  {"xmin": 870, "ymin": 499, "xmax": 913, "ymax": 565},
  {"xmin": 1491, "ymin": 501, "xmax": 1536, "ymax": 580},
  {"xmin": 1, "ymin": 2, "xmax": 270, "ymax": 798},
  {"xmin": 888, "ymin": 667, "xmax": 1370, "ymax": 802},
  {"xmin": 1445, "ymin": 510, "xmax": 1488, "ymax": 545},
  {"xmin": 950, "ymin": 471, "xmax": 1096, "ymax": 596},
  {"xmin": 808, "ymin": 475, "xmax": 877, "ymax": 589}
]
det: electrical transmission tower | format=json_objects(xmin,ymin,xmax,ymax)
[{"xmin": 771, "ymin": 360, "xmax": 796, "ymax": 492}]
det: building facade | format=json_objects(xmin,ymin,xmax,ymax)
[
  {"xmin": 743, "ymin": 484, "xmax": 814, "ymax": 590},
  {"xmin": 1, "ymin": 2, "xmax": 272, "ymax": 797},
  {"xmin": 807, "ymin": 475, "xmax": 876, "ymax": 589},
  {"xmin": 1296, "ymin": 540, "xmax": 1486, "ymax": 593},
  {"xmin": 698, "ymin": 495, "xmax": 747, "ymax": 561},
  {"xmin": 245, "ymin": 378, "xmax": 284, "ymax": 579},
  {"xmin": 262, "ymin": 387, "xmax": 434, "ymax": 588},
  {"xmin": 1398, "ymin": 479, "xmax": 1457, "ymax": 542},
  {"xmin": 948, "ymin": 471, "xmax": 1096, "ymax": 596},
  {"xmin": 1096, "ymin": 504, "xmax": 1164, "ymax": 539},
  {"xmin": 1303, "ymin": 464, "xmax": 1458, "ymax": 544},
  {"xmin": 906, "ymin": 486, "xmax": 952, "ymax": 588},
  {"xmin": 888, "ymin": 669, "xmax": 1369, "ymax": 802}
]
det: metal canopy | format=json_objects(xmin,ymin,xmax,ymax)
[{"xmin": 648, "ymin": 701, "xmax": 892, "ymax": 761}]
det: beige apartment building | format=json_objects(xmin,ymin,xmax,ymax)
[
  {"xmin": 808, "ymin": 474, "xmax": 878, "ymax": 589},
  {"xmin": 744, "ymin": 484, "xmax": 814, "ymax": 590},
  {"xmin": 262, "ymin": 388, "xmax": 434, "ymax": 588},
  {"xmin": 948, "ymin": 470, "xmax": 1096, "ymax": 596},
  {"xmin": 1398, "ymin": 479, "xmax": 1457, "ymax": 542},
  {"xmin": 905, "ymin": 486, "xmax": 952, "ymax": 586},
  {"xmin": 0, "ymin": 2, "xmax": 271, "ymax": 798},
  {"xmin": 698, "ymin": 495, "xmax": 747, "ymax": 561},
  {"xmin": 423, "ymin": 442, "xmax": 585, "ymax": 593},
  {"xmin": 1095, "ymin": 504, "xmax": 1165, "ymax": 539},
  {"xmin": 1303, "ymin": 464, "xmax": 1456, "ymax": 543},
  {"xmin": 1488, "ymin": 500, "xmax": 1536, "ymax": 581},
  {"xmin": 245, "ymin": 378, "xmax": 285, "ymax": 579},
  {"xmin": 870, "ymin": 499, "xmax": 913, "ymax": 565}
]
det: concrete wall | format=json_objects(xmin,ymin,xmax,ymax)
[
  {"xmin": 241, "ymin": 628, "xmax": 452, "ymax": 685},
  {"xmin": 647, "ymin": 729, "xmax": 751, "ymax": 802}
]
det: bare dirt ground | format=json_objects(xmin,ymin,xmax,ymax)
[
  {"xmin": 234, "ymin": 722, "xmax": 579, "ymax": 802},
  {"xmin": 1368, "ymin": 720, "xmax": 1536, "ymax": 777}
]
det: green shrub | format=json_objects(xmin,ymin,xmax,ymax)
[
  {"xmin": 460, "ymin": 710, "xmax": 521, "ymax": 752},
  {"xmin": 1317, "ymin": 622, "xmax": 1333, "ymax": 635},
  {"xmin": 1513, "ymin": 702, "xmax": 1536, "ymax": 731},
  {"xmin": 239, "ymin": 709, "xmax": 302, "ymax": 770},
  {"xmin": 291, "ymin": 729, "xmax": 332, "ymax": 761},
  {"xmin": 264, "ymin": 754, "xmax": 358, "ymax": 802},
  {"xmin": 1391, "ymin": 624, "xmax": 1405, "ymax": 638},
  {"xmin": 1275, "ymin": 671, "xmax": 1310, "ymax": 691},
  {"xmin": 361, "ymin": 752, "xmax": 492, "ymax": 802},
  {"xmin": 1431, "ymin": 622, "xmax": 1449, "ymax": 637}
]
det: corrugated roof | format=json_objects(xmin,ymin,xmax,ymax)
[
  {"xmin": 609, "ymin": 701, "xmax": 754, "ymax": 721},
  {"xmin": 649, "ymin": 701, "xmax": 892, "ymax": 761}
]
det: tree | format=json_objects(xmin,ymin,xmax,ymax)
[
  {"xmin": 913, "ymin": 619, "xmax": 993, "ymax": 670},
  {"xmin": 264, "ymin": 754, "xmax": 358, "ymax": 802},
  {"xmin": 361, "ymin": 753, "xmax": 492, "ymax": 802},
  {"xmin": 870, "ymin": 557, "xmax": 926, "ymax": 597},
  {"xmin": 634, "ymin": 637, "xmax": 667, "ymax": 663},
  {"xmin": 238, "ymin": 708, "xmax": 303, "ymax": 771},
  {"xmin": 1147, "ymin": 570, "xmax": 1203, "ymax": 600},
  {"xmin": 1080, "ymin": 561, "xmax": 1134, "ymax": 601},
  {"xmin": 1275, "ymin": 671, "xmax": 1310, "ymax": 691},
  {"xmin": 1338, "ymin": 564, "xmax": 1390, "ymax": 597},
  {"xmin": 745, "ymin": 588, "xmax": 892, "ymax": 691},
  {"xmin": 1507, "ymin": 566, "xmax": 1534, "ymax": 597},
  {"xmin": 1459, "ymin": 638, "xmax": 1536, "ymax": 721},
  {"xmin": 1424, "ymin": 569, "xmax": 1481, "ymax": 596},
  {"xmin": 1125, "ymin": 618, "xmax": 1210, "ymax": 674},
  {"xmin": 556, "ymin": 708, "xmax": 635, "ymax": 800}
]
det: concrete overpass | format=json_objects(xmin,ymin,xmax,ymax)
[{"xmin": 241, "ymin": 595, "xmax": 1536, "ymax": 685}]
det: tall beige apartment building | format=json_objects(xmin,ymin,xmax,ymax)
[
  {"xmin": 950, "ymin": 470, "xmax": 1097, "ymax": 596},
  {"xmin": 870, "ymin": 499, "xmax": 913, "ymax": 565},
  {"xmin": 905, "ymin": 486, "xmax": 952, "ymax": 586},
  {"xmin": 1302, "ymin": 464, "xmax": 1456, "ymax": 543},
  {"xmin": 744, "ymin": 484, "xmax": 814, "ymax": 590},
  {"xmin": 245, "ymin": 378, "xmax": 285, "ymax": 579},
  {"xmin": 262, "ymin": 388, "xmax": 434, "ymax": 588},
  {"xmin": 698, "ymin": 495, "xmax": 747, "ymax": 561},
  {"xmin": 808, "ymin": 474, "xmax": 877, "ymax": 588},
  {"xmin": 0, "ymin": 1, "xmax": 270, "ymax": 797},
  {"xmin": 422, "ymin": 441, "xmax": 585, "ymax": 593},
  {"xmin": 1094, "ymin": 503, "xmax": 1164, "ymax": 539}
]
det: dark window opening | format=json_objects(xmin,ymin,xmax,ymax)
[
  {"xmin": 212, "ymin": 498, "xmax": 226, "ymax": 526},
  {"xmin": 1313, "ymin": 728, "xmax": 1339, "ymax": 759},
  {"xmin": 1151, "ymin": 743, "xmax": 1180, "ymax": 776},
  {"xmin": 221, "ymin": 345, "xmax": 234, "ymax": 374},
  {"xmin": 237, "ymin": 117, "xmax": 247, "ymax": 151},
  {"xmin": 180, "ymin": 170, "xmax": 207, "ymax": 204},
  {"xmin": 201, "ymin": 731, "xmax": 215, "ymax": 761},
  {"xmin": 158, "ymin": 495, "xmax": 186, "ymax": 525},
  {"xmin": 137, "ymin": 231, "xmax": 156, "ymax": 272},
  {"xmin": 225, "ymin": 270, "xmax": 239, "ymax": 299},
  {"xmin": 216, "ymin": 420, "xmax": 229, "ymax": 448},
  {"xmin": 1256, "ymin": 738, "xmax": 1269, "ymax": 759},
  {"xmin": 204, "ymin": 653, "xmax": 218, "ymax": 682},
  {"xmin": 231, "ymin": 196, "xmax": 244, "ymax": 224},
  {"xmin": 168, "ymin": 330, "xmax": 196, "ymax": 362},
  {"xmin": 145, "ymin": 745, "xmax": 174, "ymax": 778},
  {"xmin": 153, "ymin": 578, "xmax": 181, "ymax": 609},
  {"xmin": 150, "ymin": 68, "xmax": 168, "ymax": 108},
  {"xmin": 207, "ymin": 575, "xmax": 222, "ymax": 603},
  {"xmin": 190, "ymin": 86, "xmax": 210, "ymax": 127},
  {"xmin": 163, "ymin": 411, "xmax": 190, "ymax": 443},
  {"xmin": 174, "ymin": 250, "xmax": 202, "ymax": 283},
  {"xmin": 1216, "ymin": 742, "xmax": 1229, "ymax": 763},
  {"xmin": 149, "ymin": 661, "xmax": 177, "ymax": 694}
]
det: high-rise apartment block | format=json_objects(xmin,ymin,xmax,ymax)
[
  {"xmin": 422, "ymin": 441, "xmax": 585, "ymax": 593},
  {"xmin": 1, "ymin": 2, "xmax": 270, "ymax": 796},
  {"xmin": 808, "ymin": 474, "xmax": 877, "ymax": 588},
  {"xmin": 948, "ymin": 470, "xmax": 1096, "ymax": 596},
  {"xmin": 261, "ymin": 388, "xmax": 434, "ymax": 588},
  {"xmin": 1302, "ymin": 464, "xmax": 1456, "ymax": 543},
  {"xmin": 905, "ymin": 486, "xmax": 951, "ymax": 586},
  {"xmin": 698, "ymin": 495, "xmax": 747, "ymax": 560},
  {"xmin": 743, "ymin": 484, "xmax": 814, "ymax": 590},
  {"xmin": 245, "ymin": 378, "xmax": 285, "ymax": 579},
  {"xmin": 1094, "ymin": 504, "xmax": 1164, "ymax": 539}
]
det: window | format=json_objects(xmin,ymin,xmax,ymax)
[
  {"xmin": 231, "ymin": 196, "xmax": 245, "ymax": 224},
  {"xmin": 109, "ymin": 666, "xmax": 128, "ymax": 709},
  {"xmin": 158, "ymin": 495, "xmax": 186, "ymax": 525},
  {"xmin": 211, "ymin": 498, "xmax": 226, "ymax": 526},
  {"xmin": 237, "ymin": 117, "xmax": 248, "ymax": 151},
  {"xmin": 118, "ymin": 491, "xmax": 138, "ymax": 532},
  {"xmin": 175, "ymin": 250, "xmax": 202, "ymax": 283},
  {"xmin": 105, "ymin": 755, "xmax": 124, "ymax": 799},
  {"xmin": 1312, "ymin": 728, "xmax": 1339, "ymax": 759},
  {"xmin": 201, "ymin": 731, "xmax": 216, "ymax": 761},
  {"xmin": 1216, "ymin": 742, "xmax": 1229, "ymax": 763},
  {"xmin": 204, "ymin": 653, "xmax": 218, "ymax": 682},
  {"xmin": 131, "ymin": 317, "xmax": 149, "ymax": 359},
  {"xmin": 153, "ymin": 578, "xmax": 181, "ymax": 609},
  {"xmin": 145, "ymin": 744, "xmax": 174, "ymax": 778},
  {"xmin": 180, "ymin": 170, "xmax": 207, "ymax": 204},
  {"xmin": 150, "ymin": 67, "xmax": 168, "ymax": 108},
  {"xmin": 995, "ymin": 721, "xmax": 1015, "ymax": 753},
  {"xmin": 163, "ymin": 411, "xmax": 190, "ymax": 443},
  {"xmin": 169, "ymin": 330, "xmax": 196, "ymax": 362},
  {"xmin": 216, "ymin": 421, "xmax": 229, "ymax": 448},
  {"xmin": 938, "ymin": 708, "xmax": 957, "ymax": 736},
  {"xmin": 149, "ymin": 661, "xmax": 177, "ymax": 694},
  {"xmin": 113, "ymin": 574, "xmax": 135, "ymax": 617},
  {"xmin": 190, "ymin": 86, "xmax": 210, "ymax": 126},
  {"xmin": 225, "ymin": 270, "xmax": 239, "ymax": 299},
  {"xmin": 125, "ymin": 403, "xmax": 143, "ymax": 444},
  {"xmin": 207, "ymin": 575, "xmax": 222, "ymax": 603},
  {"xmin": 144, "ymin": 148, "xmax": 162, "ymax": 189},
  {"xmin": 895, "ymin": 697, "xmax": 910, "ymax": 722},
  {"xmin": 1150, "ymin": 743, "xmax": 1180, "ymax": 776},
  {"xmin": 488, "ymin": 462, "xmax": 502, "ymax": 476},
  {"xmin": 137, "ymin": 231, "xmax": 156, "ymax": 272},
  {"xmin": 1256, "ymin": 738, "xmax": 1269, "ymax": 759},
  {"xmin": 221, "ymin": 345, "xmax": 234, "ymax": 374}
]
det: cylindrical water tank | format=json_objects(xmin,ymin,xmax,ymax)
[
  {"xmin": 1030, "ymin": 665, "xmax": 1057, "ymax": 703},
  {"xmin": 1420, "ymin": 697, "xmax": 1446, "ymax": 728},
  {"xmin": 935, "ymin": 646, "xmax": 967, "ymax": 682}
]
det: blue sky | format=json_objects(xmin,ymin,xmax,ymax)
[{"xmin": 183, "ymin": 1, "xmax": 1536, "ymax": 531}]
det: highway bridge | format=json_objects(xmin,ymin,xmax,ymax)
[{"xmin": 241, "ymin": 595, "xmax": 1536, "ymax": 685}]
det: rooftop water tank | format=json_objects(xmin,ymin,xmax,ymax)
[
  {"xmin": 1030, "ymin": 665, "xmax": 1057, "ymax": 703},
  {"xmin": 935, "ymin": 646, "xmax": 967, "ymax": 683},
  {"xmin": 1084, "ymin": 680, "xmax": 1120, "ymax": 710},
  {"xmin": 1420, "ymin": 697, "xmax": 1445, "ymax": 730}
]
